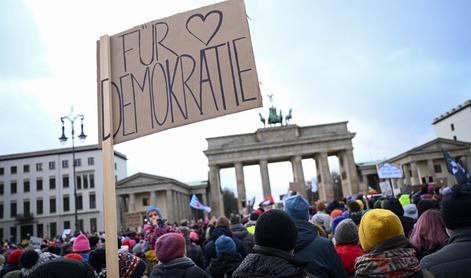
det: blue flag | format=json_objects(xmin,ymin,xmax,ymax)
[
  {"xmin": 443, "ymin": 151, "xmax": 471, "ymax": 186},
  {"xmin": 189, "ymin": 195, "xmax": 211, "ymax": 213}
]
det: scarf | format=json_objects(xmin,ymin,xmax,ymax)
[
  {"xmin": 355, "ymin": 247, "xmax": 420, "ymax": 278},
  {"xmin": 118, "ymin": 250, "xmax": 141, "ymax": 278}
]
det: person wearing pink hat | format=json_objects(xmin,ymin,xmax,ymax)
[
  {"xmin": 189, "ymin": 231, "xmax": 198, "ymax": 242},
  {"xmin": 73, "ymin": 233, "xmax": 91, "ymax": 262}
]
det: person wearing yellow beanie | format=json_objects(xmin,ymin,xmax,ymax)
[
  {"xmin": 354, "ymin": 209, "xmax": 430, "ymax": 277},
  {"xmin": 355, "ymin": 199, "xmax": 365, "ymax": 211},
  {"xmin": 358, "ymin": 209, "xmax": 404, "ymax": 252}
]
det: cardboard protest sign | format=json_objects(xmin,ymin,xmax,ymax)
[
  {"xmin": 98, "ymin": 0, "xmax": 262, "ymax": 144},
  {"xmin": 376, "ymin": 162, "xmax": 403, "ymax": 179},
  {"xmin": 126, "ymin": 212, "xmax": 143, "ymax": 228},
  {"xmin": 29, "ymin": 236, "xmax": 42, "ymax": 248},
  {"xmin": 379, "ymin": 181, "xmax": 393, "ymax": 196},
  {"xmin": 62, "ymin": 229, "xmax": 72, "ymax": 240}
]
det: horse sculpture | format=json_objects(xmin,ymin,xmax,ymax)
[
  {"xmin": 259, "ymin": 113, "xmax": 266, "ymax": 127},
  {"xmin": 268, "ymin": 106, "xmax": 283, "ymax": 126},
  {"xmin": 285, "ymin": 108, "xmax": 292, "ymax": 124}
]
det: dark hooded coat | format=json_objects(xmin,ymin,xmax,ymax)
[
  {"xmin": 292, "ymin": 219, "xmax": 347, "ymax": 278},
  {"xmin": 150, "ymin": 257, "xmax": 210, "ymax": 278},
  {"xmin": 421, "ymin": 227, "xmax": 471, "ymax": 278},
  {"xmin": 207, "ymin": 252, "xmax": 243, "ymax": 278},
  {"xmin": 203, "ymin": 226, "xmax": 246, "ymax": 267},
  {"xmin": 230, "ymin": 223, "xmax": 255, "ymax": 253}
]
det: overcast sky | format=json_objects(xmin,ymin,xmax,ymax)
[{"xmin": 1, "ymin": 0, "xmax": 470, "ymax": 205}]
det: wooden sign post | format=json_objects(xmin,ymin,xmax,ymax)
[{"xmin": 98, "ymin": 35, "xmax": 120, "ymax": 277}]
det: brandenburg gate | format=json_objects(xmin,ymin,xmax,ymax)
[{"xmin": 204, "ymin": 121, "xmax": 360, "ymax": 216}]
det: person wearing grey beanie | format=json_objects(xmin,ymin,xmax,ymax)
[{"xmin": 333, "ymin": 219, "xmax": 363, "ymax": 276}]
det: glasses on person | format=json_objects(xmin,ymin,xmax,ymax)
[{"xmin": 149, "ymin": 213, "xmax": 159, "ymax": 218}]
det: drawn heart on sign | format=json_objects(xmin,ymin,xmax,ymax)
[{"xmin": 186, "ymin": 10, "xmax": 223, "ymax": 46}]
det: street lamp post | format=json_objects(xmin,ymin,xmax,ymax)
[{"xmin": 59, "ymin": 109, "xmax": 87, "ymax": 233}]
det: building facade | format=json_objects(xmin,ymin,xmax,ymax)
[
  {"xmin": 204, "ymin": 122, "xmax": 360, "ymax": 216},
  {"xmin": 384, "ymin": 138, "xmax": 471, "ymax": 190},
  {"xmin": 116, "ymin": 173, "xmax": 208, "ymax": 231},
  {"xmin": 357, "ymin": 161, "xmax": 381, "ymax": 192},
  {"xmin": 433, "ymin": 100, "xmax": 471, "ymax": 142},
  {"xmin": 0, "ymin": 145, "xmax": 127, "ymax": 242}
]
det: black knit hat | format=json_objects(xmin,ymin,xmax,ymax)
[
  {"xmin": 255, "ymin": 209, "xmax": 297, "ymax": 251},
  {"xmin": 381, "ymin": 197, "xmax": 404, "ymax": 217},
  {"xmin": 89, "ymin": 248, "xmax": 106, "ymax": 272},
  {"xmin": 20, "ymin": 249, "xmax": 39, "ymax": 269},
  {"xmin": 417, "ymin": 199, "xmax": 439, "ymax": 217},
  {"xmin": 27, "ymin": 258, "xmax": 90, "ymax": 278},
  {"xmin": 442, "ymin": 185, "xmax": 471, "ymax": 230}
]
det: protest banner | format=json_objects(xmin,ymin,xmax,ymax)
[
  {"xmin": 126, "ymin": 212, "xmax": 143, "ymax": 228},
  {"xmin": 376, "ymin": 162, "xmax": 403, "ymax": 179},
  {"xmin": 61, "ymin": 229, "xmax": 72, "ymax": 240},
  {"xmin": 97, "ymin": 1, "xmax": 260, "ymax": 275},
  {"xmin": 98, "ymin": 0, "xmax": 262, "ymax": 145},
  {"xmin": 379, "ymin": 180, "xmax": 393, "ymax": 197},
  {"xmin": 29, "ymin": 236, "xmax": 42, "ymax": 248}
]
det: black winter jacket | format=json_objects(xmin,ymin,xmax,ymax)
[
  {"xmin": 150, "ymin": 257, "xmax": 210, "ymax": 278},
  {"xmin": 421, "ymin": 227, "xmax": 471, "ymax": 278},
  {"xmin": 230, "ymin": 223, "xmax": 255, "ymax": 253},
  {"xmin": 203, "ymin": 226, "xmax": 246, "ymax": 267},
  {"xmin": 185, "ymin": 240, "xmax": 204, "ymax": 269},
  {"xmin": 232, "ymin": 245, "xmax": 318, "ymax": 278},
  {"xmin": 207, "ymin": 252, "xmax": 243, "ymax": 278}
]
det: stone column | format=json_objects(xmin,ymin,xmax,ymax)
[
  {"xmin": 166, "ymin": 190, "xmax": 174, "ymax": 223},
  {"xmin": 209, "ymin": 165, "xmax": 224, "ymax": 217},
  {"xmin": 427, "ymin": 159, "xmax": 436, "ymax": 182},
  {"xmin": 259, "ymin": 159, "xmax": 272, "ymax": 199},
  {"xmin": 129, "ymin": 193, "xmax": 135, "ymax": 212},
  {"xmin": 466, "ymin": 155, "xmax": 471, "ymax": 173},
  {"xmin": 411, "ymin": 162, "xmax": 419, "ymax": 186},
  {"xmin": 185, "ymin": 193, "xmax": 190, "ymax": 220},
  {"xmin": 177, "ymin": 192, "xmax": 182, "ymax": 223},
  {"xmin": 362, "ymin": 174, "xmax": 369, "ymax": 190},
  {"xmin": 174, "ymin": 192, "xmax": 179, "ymax": 223},
  {"xmin": 180, "ymin": 192, "xmax": 185, "ymax": 221},
  {"xmin": 235, "ymin": 162, "xmax": 246, "ymax": 212},
  {"xmin": 181, "ymin": 192, "xmax": 187, "ymax": 221},
  {"xmin": 315, "ymin": 153, "xmax": 334, "ymax": 201},
  {"xmin": 291, "ymin": 155, "xmax": 306, "ymax": 197},
  {"xmin": 118, "ymin": 195, "xmax": 126, "ymax": 230},
  {"xmin": 344, "ymin": 149, "xmax": 359, "ymax": 194},
  {"xmin": 150, "ymin": 191, "xmax": 157, "ymax": 206},
  {"xmin": 403, "ymin": 164, "xmax": 411, "ymax": 186},
  {"xmin": 397, "ymin": 176, "xmax": 404, "ymax": 188},
  {"xmin": 337, "ymin": 152, "xmax": 349, "ymax": 196}
]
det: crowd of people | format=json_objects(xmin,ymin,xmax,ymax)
[{"xmin": 0, "ymin": 183, "xmax": 470, "ymax": 277}]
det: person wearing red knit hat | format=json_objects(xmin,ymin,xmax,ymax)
[
  {"xmin": 64, "ymin": 253, "xmax": 84, "ymax": 262},
  {"xmin": 0, "ymin": 249, "xmax": 24, "ymax": 277}
]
